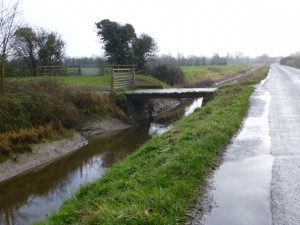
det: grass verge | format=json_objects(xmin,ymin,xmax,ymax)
[{"xmin": 34, "ymin": 66, "xmax": 270, "ymax": 225}]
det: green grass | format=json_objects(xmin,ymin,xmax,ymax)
[
  {"xmin": 135, "ymin": 75, "xmax": 170, "ymax": 88},
  {"xmin": 9, "ymin": 65, "xmax": 254, "ymax": 90},
  {"xmin": 8, "ymin": 75, "xmax": 111, "ymax": 91},
  {"xmin": 80, "ymin": 67, "xmax": 101, "ymax": 76},
  {"xmin": 181, "ymin": 64, "xmax": 256, "ymax": 85},
  {"xmin": 34, "ymin": 66, "xmax": 270, "ymax": 225},
  {"xmin": 8, "ymin": 74, "xmax": 168, "ymax": 91}
]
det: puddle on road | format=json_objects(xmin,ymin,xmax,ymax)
[
  {"xmin": 204, "ymin": 155, "xmax": 274, "ymax": 225},
  {"xmin": 192, "ymin": 80, "xmax": 274, "ymax": 225}
]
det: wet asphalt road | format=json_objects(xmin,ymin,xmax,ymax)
[
  {"xmin": 268, "ymin": 64, "xmax": 300, "ymax": 225},
  {"xmin": 190, "ymin": 64, "xmax": 300, "ymax": 225}
]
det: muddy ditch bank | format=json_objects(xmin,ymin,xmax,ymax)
[
  {"xmin": 0, "ymin": 97, "xmax": 180, "ymax": 184},
  {"xmin": 0, "ymin": 132, "xmax": 87, "ymax": 184},
  {"xmin": 0, "ymin": 118, "xmax": 132, "ymax": 184}
]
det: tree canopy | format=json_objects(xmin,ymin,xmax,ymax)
[
  {"xmin": 13, "ymin": 26, "xmax": 65, "ymax": 76},
  {"xmin": 95, "ymin": 19, "xmax": 157, "ymax": 72}
]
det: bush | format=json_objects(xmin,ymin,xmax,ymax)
[
  {"xmin": 0, "ymin": 79, "xmax": 124, "ymax": 158},
  {"xmin": 150, "ymin": 64, "xmax": 185, "ymax": 86},
  {"xmin": 0, "ymin": 79, "xmax": 118, "ymax": 133}
]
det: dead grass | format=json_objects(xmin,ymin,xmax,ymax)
[{"xmin": 0, "ymin": 122, "xmax": 64, "ymax": 158}]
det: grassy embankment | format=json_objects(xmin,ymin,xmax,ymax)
[
  {"xmin": 0, "ymin": 80, "xmax": 123, "ymax": 163},
  {"xmin": 0, "ymin": 74, "xmax": 168, "ymax": 163},
  {"xmin": 34, "ymin": 66, "xmax": 270, "ymax": 225}
]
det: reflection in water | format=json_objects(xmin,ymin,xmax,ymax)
[
  {"xmin": 185, "ymin": 98, "xmax": 203, "ymax": 116},
  {"xmin": 0, "ymin": 125, "xmax": 151, "ymax": 225},
  {"xmin": 205, "ymin": 155, "xmax": 274, "ymax": 225},
  {"xmin": 149, "ymin": 97, "xmax": 203, "ymax": 136},
  {"xmin": 0, "ymin": 98, "xmax": 203, "ymax": 225},
  {"xmin": 148, "ymin": 123, "xmax": 173, "ymax": 136}
]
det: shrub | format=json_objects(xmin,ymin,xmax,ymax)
[
  {"xmin": 0, "ymin": 79, "xmax": 123, "ymax": 133},
  {"xmin": 150, "ymin": 64, "xmax": 185, "ymax": 86},
  {"xmin": 0, "ymin": 79, "xmax": 125, "ymax": 157}
]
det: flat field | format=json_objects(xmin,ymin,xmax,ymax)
[
  {"xmin": 8, "ymin": 74, "xmax": 168, "ymax": 91},
  {"xmin": 181, "ymin": 64, "xmax": 256, "ymax": 84},
  {"xmin": 8, "ymin": 64, "xmax": 256, "ymax": 90}
]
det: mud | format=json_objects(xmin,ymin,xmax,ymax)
[
  {"xmin": 0, "ymin": 118, "xmax": 132, "ymax": 184},
  {"xmin": 0, "ymin": 132, "xmax": 87, "ymax": 184}
]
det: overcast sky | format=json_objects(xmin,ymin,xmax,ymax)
[{"xmin": 20, "ymin": 0, "xmax": 300, "ymax": 58}]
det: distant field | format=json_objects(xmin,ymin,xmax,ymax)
[
  {"xmin": 80, "ymin": 67, "xmax": 101, "ymax": 76},
  {"xmin": 181, "ymin": 64, "xmax": 256, "ymax": 84},
  {"xmin": 8, "ymin": 74, "xmax": 169, "ymax": 91},
  {"xmin": 8, "ymin": 64, "xmax": 256, "ymax": 90}
]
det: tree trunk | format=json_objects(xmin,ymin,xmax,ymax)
[{"xmin": 0, "ymin": 55, "xmax": 5, "ymax": 92}]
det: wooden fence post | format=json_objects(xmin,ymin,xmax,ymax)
[
  {"xmin": 78, "ymin": 65, "xmax": 81, "ymax": 76},
  {"xmin": 132, "ymin": 68, "xmax": 135, "ymax": 85},
  {"xmin": 111, "ymin": 68, "xmax": 115, "ymax": 93}
]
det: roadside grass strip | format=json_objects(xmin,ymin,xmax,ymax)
[{"xmin": 35, "ymin": 67, "xmax": 269, "ymax": 225}]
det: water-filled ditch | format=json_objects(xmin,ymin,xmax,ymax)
[{"xmin": 0, "ymin": 98, "xmax": 203, "ymax": 225}]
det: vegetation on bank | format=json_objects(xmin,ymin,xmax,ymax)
[
  {"xmin": 34, "ymin": 66, "xmax": 270, "ymax": 225},
  {"xmin": 0, "ymin": 72, "xmax": 168, "ymax": 162},
  {"xmin": 0, "ymin": 79, "xmax": 124, "ymax": 162}
]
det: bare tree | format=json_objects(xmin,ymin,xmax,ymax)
[{"xmin": 0, "ymin": 0, "xmax": 20, "ymax": 91}]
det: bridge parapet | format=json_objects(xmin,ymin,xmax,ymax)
[{"xmin": 124, "ymin": 88, "xmax": 217, "ymax": 99}]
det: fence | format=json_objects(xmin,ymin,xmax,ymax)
[
  {"xmin": 101, "ymin": 64, "xmax": 136, "ymax": 75},
  {"xmin": 111, "ymin": 67, "xmax": 135, "ymax": 93},
  {"xmin": 8, "ymin": 64, "xmax": 135, "ymax": 77},
  {"xmin": 8, "ymin": 65, "xmax": 102, "ymax": 77},
  {"xmin": 37, "ymin": 66, "xmax": 69, "ymax": 76}
]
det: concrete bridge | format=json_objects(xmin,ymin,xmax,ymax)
[
  {"xmin": 124, "ymin": 88, "xmax": 217, "ymax": 99},
  {"xmin": 122, "ymin": 88, "xmax": 217, "ymax": 121}
]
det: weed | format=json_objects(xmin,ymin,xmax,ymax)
[{"xmin": 0, "ymin": 122, "xmax": 63, "ymax": 156}]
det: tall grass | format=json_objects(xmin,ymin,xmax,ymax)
[
  {"xmin": 0, "ymin": 79, "xmax": 123, "ymax": 159},
  {"xmin": 0, "ymin": 122, "xmax": 64, "ymax": 158}
]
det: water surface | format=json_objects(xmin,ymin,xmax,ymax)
[{"xmin": 0, "ymin": 97, "xmax": 203, "ymax": 225}]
